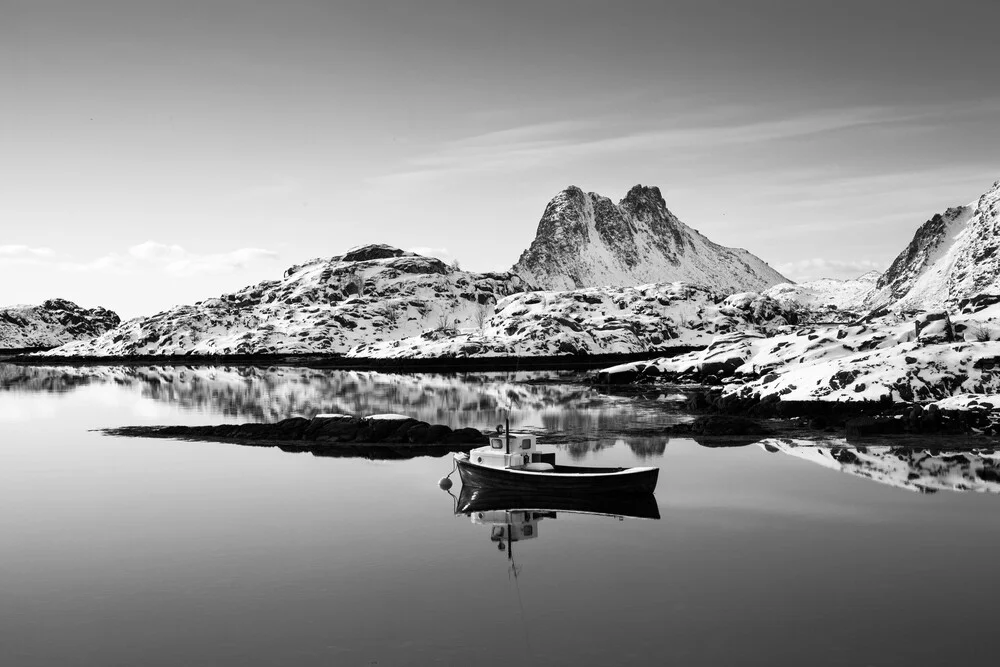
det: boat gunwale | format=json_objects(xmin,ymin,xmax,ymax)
[{"xmin": 456, "ymin": 453, "xmax": 656, "ymax": 478}]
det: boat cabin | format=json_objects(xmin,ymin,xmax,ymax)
[{"xmin": 471, "ymin": 434, "xmax": 552, "ymax": 470}]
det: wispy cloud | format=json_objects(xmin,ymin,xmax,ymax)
[
  {"xmin": 369, "ymin": 106, "xmax": 913, "ymax": 189},
  {"xmin": 0, "ymin": 244, "xmax": 55, "ymax": 258},
  {"xmin": 1, "ymin": 242, "xmax": 279, "ymax": 277},
  {"xmin": 777, "ymin": 258, "xmax": 884, "ymax": 283}
]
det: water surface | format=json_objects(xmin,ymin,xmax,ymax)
[{"xmin": 2, "ymin": 364, "xmax": 999, "ymax": 666}]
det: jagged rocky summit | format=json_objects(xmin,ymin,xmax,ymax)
[
  {"xmin": 512, "ymin": 184, "xmax": 788, "ymax": 293},
  {"xmin": 0, "ymin": 298, "xmax": 120, "ymax": 351},
  {"xmin": 38, "ymin": 244, "xmax": 527, "ymax": 357}
]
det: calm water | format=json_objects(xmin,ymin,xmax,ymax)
[{"xmin": 2, "ymin": 364, "xmax": 1000, "ymax": 666}]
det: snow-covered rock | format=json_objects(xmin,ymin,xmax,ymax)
[
  {"xmin": 0, "ymin": 299, "xmax": 120, "ymax": 350},
  {"xmin": 37, "ymin": 245, "xmax": 527, "ymax": 357},
  {"xmin": 601, "ymin": 309, "xmax": 1000, "ymax": 407},
  {"xmin": 512, "ymin": 184, "xmax": 788, "ymax": 293},
  {"xmin": 348, "ymin": 283, "xmax": 798, "ymax": 359}
]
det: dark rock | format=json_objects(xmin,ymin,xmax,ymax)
[
  {"xmin": 686, "ymin": 415, "xmax": 774, "ymax": 436},
  {"xmin": 446, "ymin": 427, "xmax": 488, "ymax": 444},
  {"xmin": 341, "ymin": 244, "xmax": 406, "ymax": 262},
  {"xmin": 424, "ymin": 424, "xmax": 453, "ymax": 443}
]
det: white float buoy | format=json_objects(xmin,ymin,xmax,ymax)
[{"xmin": 438, "ymin": 477, "xmax": 453, "ymax": 490}]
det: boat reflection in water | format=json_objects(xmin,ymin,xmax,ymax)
[{"xmin": 456, "ymin": 486, "xmax": 660, "ymax": 559}]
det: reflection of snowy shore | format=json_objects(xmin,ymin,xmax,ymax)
[
  {"xmin": 0, "ymin": 365, "xmax": 681, "ymax": 438},
  {"xmin": 761, "ymin": 439, "xmax": 1000, "ymax": 494}
]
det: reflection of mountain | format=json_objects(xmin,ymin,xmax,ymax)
[
  {"xmin": 0, "ymin": 366, "xmax": 679, "ymax": 446},
  {"xmin": 761, "ymin": 440, "xmax": 1000, "ymax": 494}
]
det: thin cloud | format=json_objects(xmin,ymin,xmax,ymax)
[
  {"xmin": 369, "ymin": 105, "xmax": 912, "ymax": 189},
  {"xmin": 0, "ymin": 244, "xmax": 55, "ymax": 257},
  {"xmin": 18, "ymin": 242, "xmax": 279, "ymax": 277}
]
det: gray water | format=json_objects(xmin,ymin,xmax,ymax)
[{"xmin": 2, "ymin": 364, "xmax": 999, "ymax": 666}]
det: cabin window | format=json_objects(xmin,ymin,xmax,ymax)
[
  {"xmin": 491, "ymin": 438, "xmax": 503, "ymax": 449},
  {"xmin": 523, "ymin": 525, "xmax": 533, "ymax": 537},
  {"xmin": 520, "ymin": 439, "xmax": 532, "ymax": 450}
]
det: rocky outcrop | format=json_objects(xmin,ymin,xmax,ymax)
[
  {"xmin": 0, "ymin": 299, "xmax": 120, "ymax": 350},
  {"xmin": 512, "ymin": 185, "xmax": 787, "ymax": 293},
  {"xmin": 37, "ymin": 245, "xmax": 528, "ymax": 357}
]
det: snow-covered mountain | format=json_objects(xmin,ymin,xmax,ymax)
[
  {"xmin": 512, "ymin": 184, "xmax": 788, "ymax": 293},
  {"xmin": 867, "ymin": 180, "xmax": 1000, "ymax": 312},
  {"xmin": 38, "ymin": 244, "xmax": 528, "ymax": 357},
  {"xmin": 0, "ymin": 299, "xmax": 120, "ymax": 350}
]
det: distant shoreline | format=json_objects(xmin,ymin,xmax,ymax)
[{"xmin": 4, "ymin": 347, "xmax": 700, "ymax": 372}]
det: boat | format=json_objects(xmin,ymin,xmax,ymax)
[{"xmin": 454, "ymin": 428, "xmax": 659, "ymax": 494}]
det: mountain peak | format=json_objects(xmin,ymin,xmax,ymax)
[
  {"xmin": 621, "ymin": 184, "xmax": 665, "ymax": 206},
  {"xmin": 513, "ymin": 184, "xmax": 786, "ymax": 292}
]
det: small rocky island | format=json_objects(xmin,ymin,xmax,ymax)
[{"xmin": 104, "ymin": 414, "xmax": 489, "ymax": 460}]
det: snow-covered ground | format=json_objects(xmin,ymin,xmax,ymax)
[
  {"xmin": 600, "ymin": 309, "xmax": 1000, "ymax": 408},
  {"xmin": 0, "ymin": 299, "xmax": 120, "ymax": 350},
  {"xmin": 349, "ymin": 284, "xmax": 797, "ymax": 358}
]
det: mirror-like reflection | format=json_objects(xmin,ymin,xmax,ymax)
[
  {"xmin": 760, "ymin": 439, "xmax": 1000, "ymax": 494},
  {"xmin": 1, "ymin": 363, "xmax": 684, "ymax": 461}
]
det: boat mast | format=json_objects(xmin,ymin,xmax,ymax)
[{"xmin": 505, "ymin": 411, "xmax": 510, "ymax": 455}]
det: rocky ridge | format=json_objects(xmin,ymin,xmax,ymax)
[
  {"xmin": 37, "ymin": 245, "xmax": 528, "ymax": 357},
  {"xmin": 0, "ymin": 299, "xmax": 120, "ymax": 350},
  {"xmin": 512, "ymin": 185, "xmax": 788, "ymax": 293}
]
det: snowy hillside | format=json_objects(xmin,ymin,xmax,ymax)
[
  {"xmin": 764, "ymin": 271, "xmax": 880, "ymax": 321},
  {"xmin": 38, "ymin": 245, "xmax": 527, "ymax": 357},
  {"xmin": 349, "ymin": 284, "xmax": 798, "ymax": 358},
  {"xmin": 512, "ymin": 185, "xmax": 788, "ymax": 293},
  {"xmin": 867, "ymin": 180, "xmax": 1000, "ymax": 311},
  {"xmin": 0, "ymin": 299, "xmax": 120, "ymax": 350}
]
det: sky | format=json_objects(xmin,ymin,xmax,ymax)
[{"xmin": 2, "ymin": 0, "xmax": 999, "ymax": 318}]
